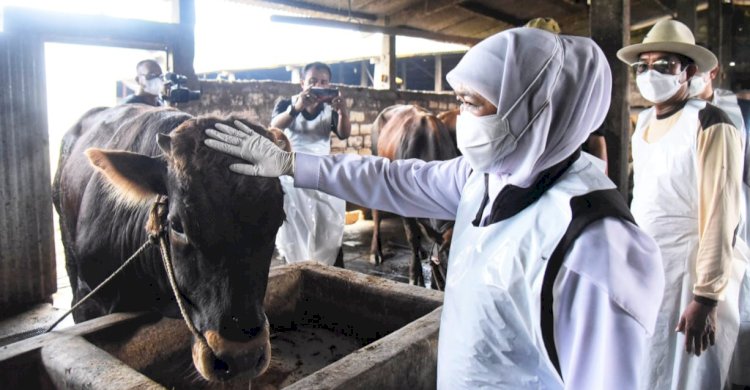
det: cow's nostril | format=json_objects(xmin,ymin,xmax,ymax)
[
  {"xmin": 241, "ymin": 325, "xmax": 263, "ymax": 338},
  {"xmin": 212, "ymin": 355, "xmax": 234, "ymax": 381}
]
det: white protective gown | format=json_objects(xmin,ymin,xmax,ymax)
[
  {"xmin": 438, "ymin": 155, "xmax": 660, "ymax": 389},
  {"xmin": 276, "ymin": 104, "xmax": 345, "ymax": 265},
  {"xmin": 295, "ymin": 151, "xmax": 664, "ymax": 389},
  {"xmin": 631, "ymin": 99, "xmax": 746, "ymax": 389}
]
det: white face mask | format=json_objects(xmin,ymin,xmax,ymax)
[
  {"xmin": 143, "ymin": 77, "xmax": 164, "ymax": 96},
  {"xmin": 456, "ymin": 112, "xmax": 514, "ymax": 173},
  {"xmin": 636, "ymin": 69, "xmax": 684, "ymax": 104},
  {"xmin": 688, "ymin": 72, "xmax": 710, "ymax": 98}
]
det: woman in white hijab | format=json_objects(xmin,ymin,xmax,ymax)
[{"xmin": 204, "ymin": 28, "xmax": 665, "ymax": 389}]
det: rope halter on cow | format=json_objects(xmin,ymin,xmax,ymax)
[
  {"xmin": 46, "ymin": 195, "xmax": 209, "ymax": 353},
  {"xmin": 146, "ymin": 195, "xmax": 209, "ymax": 349}
]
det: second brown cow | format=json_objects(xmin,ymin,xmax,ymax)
[{"xmin": 370, "ymin": 104, "xmax": 458, "ymax": 290}]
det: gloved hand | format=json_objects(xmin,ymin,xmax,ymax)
[{"xmin": 204, "ymin": 120, "xmax": 294, "ymax": 177}]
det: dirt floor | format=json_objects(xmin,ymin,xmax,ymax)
[{"xmin": 0, "ymin": 214, "xmax": 436, "ymax": 346}]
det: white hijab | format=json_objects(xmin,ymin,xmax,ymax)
[{"xmin": 446, "ymin": 27, "xmax": 612, "ymax": 188}]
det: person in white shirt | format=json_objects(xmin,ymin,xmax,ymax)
[
  {"xmin": 689, "ymin": 65, "xmax": 750, "ymax": 390},
  {"xmin": 204, "ymin": 28, "xmax": 664, "ymax": 389},
  {"xmin": 618, "ymin": 19, "xmax": 746, "ymax": 389}
]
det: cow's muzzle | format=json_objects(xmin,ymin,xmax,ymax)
[{"xmin": 192, "ymin": 317, "xmax": 271, "ymax": 381}]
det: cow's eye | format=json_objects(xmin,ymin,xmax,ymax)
[{"xmin": 170, "ymin": 218, "xmax": 184, "ymax": 234}]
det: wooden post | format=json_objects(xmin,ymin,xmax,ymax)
[
  {"xmin": 0, "ymin": 34, "xmax": 56, "ymax": 314},
  {"xmin": 707, "ymin": 0, "xmax": 733, "ymax": 87},
  {"xmin": 676, "ymin": 0, "xmax": 697, "ymax": 32},
  {"xmin": 400, "ymin": 61, "xmax": 407, "ymax": 90},
  {"xmin": 435, "ymin": 54, "xmax": 443, "ymax": 92},
  {"xmin": 375, "ymin": 34, "xmax": 396, "ymax": 90},
  {"xmin": 172, "ymin": 0, "xmax": 197, "ymax": 88},
  {"xmin": 360, "ymin": 60, "xmax": 369, "ymax": 87},
  {"xmin": 590, "ymin": 0, "xmax": 631, "ymax": 198}
]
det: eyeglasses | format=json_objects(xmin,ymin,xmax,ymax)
[{"xmin": 630, "ymin": 59, "xmax": 682, "ymax": 75}]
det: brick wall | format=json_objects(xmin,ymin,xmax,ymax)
[{"xmin": 182, "ymin": 80, "xmax": 459, "ymax": 154}]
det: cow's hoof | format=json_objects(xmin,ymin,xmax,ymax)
[{"xmin": 370, "ymin": 253, "xmax": 382, "ymax": 265}]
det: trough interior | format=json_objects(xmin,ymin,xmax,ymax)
[{"xmin": 78, "ymin": 263, "xmax": 442, "ymax": 389}]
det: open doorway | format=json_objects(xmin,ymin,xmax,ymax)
[{"xmin": 45, "ymin": 42, "xmax": 166, "ymax": 322}]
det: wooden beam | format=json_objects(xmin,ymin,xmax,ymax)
[
  {"xmin": 590, "ymin": 0, "xmax": 631, "ymax": 198},
  {"xmin": 457, "ymin": 1, "xmax": 525, "ymax": 26},
  {"xmin": 707, "ymin": 0, "xmax": 734, "ymax": 88},
  {"xmin": 386, "ymin": 0, "xmax": 465, "ymax": 27},
  {"xmin": 360, "ymin": 61, "xmax": 369, "ymax": 87},
  {"xmin": 253, "ymin": 0, "xmax": 377, "ymax": 21},
  {"xmin": 435, "ymin": 54, "xmax": 443, "ymax": 92},
  {"xmin": 2, "ymin": 7, "xmax": 180, "ymax": 50},
  {"xmin": 172, "ymin": 0, "xmax": 197, "ymax": 88},
  {"xmin": 0, "ymin": 34, "xmax": 56, "ymax": 313},
  {"xmin": 270, "ymin": 15, "xmax": 480, "ymax": 46},
  {"xmin": 376, "ymin": 34, "xmax": 397, "ymax": 90}
]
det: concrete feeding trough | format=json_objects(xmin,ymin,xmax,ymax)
[{"xmin": 0, "ymin": 262, "xmax": 443, "ymax": 389}]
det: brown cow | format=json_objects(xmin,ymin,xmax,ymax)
[
  {"xmin": 52, "ymin": 104, "xmax": 287, "ymax": 382},
  {"xmin": 436, "ymin": 107, "xmax": 459, "ymax": 152},
  {"xmin": 370, "ymin": 104, "xmax": 458, "ymax": 290}
]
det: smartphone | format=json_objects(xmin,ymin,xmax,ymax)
[{"xmin": 310, "ymin": 87, "xmax": 339, "ymax": 102}]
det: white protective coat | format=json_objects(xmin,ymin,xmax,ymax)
[
  {"xmin": 632, "ymin": 99, "xmax": 746, "ymax": 389},
  {"xmin": 439, "ymin": 156, "xmax": 646, "ymax": 389},
  {"xmin": 276, "ymin": 104, "xmax": 345, "ymax": 265}
]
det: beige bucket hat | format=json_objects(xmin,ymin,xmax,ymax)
[
  {"xmin": 525, "ymin": 17, "xmax": 561, "ymax": 34},
  {"xmin": 617, "ymin": 19, "xmax": 717, "ymax": 71}
]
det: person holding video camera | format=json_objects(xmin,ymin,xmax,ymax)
[
  {"xmin": 269, "ymin": 61, "xmax": 351, "ymax": 267},
  {"xmin": 122, "ymin": 59, "xmax": 164, "ymax": 107}
]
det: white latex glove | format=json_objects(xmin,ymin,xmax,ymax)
[{"xmin": 204, "ymin": 120, "xmax": 294, "ymax": 177}]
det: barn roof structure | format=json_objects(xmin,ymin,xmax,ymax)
[{"xmin": 231, "ymin": 0, "xmax": 714, "ymax": 41}]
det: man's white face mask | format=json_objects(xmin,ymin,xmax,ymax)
[
  {"xmin": 456, "ymin": 112, "xmax": 514, "ymax": 173},
  {"xmin": 143, "ymin": 77, "xmax": 164, "ymax": 96},
  {"xmin": 688, "ymin": 72, "xmax": 710, "ymax": 98},
  {"xmin": 636, "ymin": 69, "xmax": 684, "ymax": 104}
]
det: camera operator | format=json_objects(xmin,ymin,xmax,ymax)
[
  {"xmin": 270, "ymin": 61, "xmax": 350, "ymax": 267},
  {"xmin": 122, "ymin": 59, "xmax": 164, "ymax": 107}
]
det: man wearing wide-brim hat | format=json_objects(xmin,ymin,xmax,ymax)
[{"xmin": 618, "ymin": 19, "xmax": 746, "ymax": 390}]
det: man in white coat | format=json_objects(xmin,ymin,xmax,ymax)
[
  {"xmin": 617, "ymin": 19, "xmax": 747, "ymax": 389},
  {"xmin": 205, "ymin": 28, "xmax": 665, "ymax": 389},
  {"xmin": 688, "ymin": 63, "xmax": 750, "ymax": 389},
  {"xmin": 269, "ymin": 62, "xmax": 351, "ymax": 267}
]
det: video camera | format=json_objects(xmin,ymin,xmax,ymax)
[{"xmin": 162, "ymin": 73, "xmax": 201, "ymax": 104}]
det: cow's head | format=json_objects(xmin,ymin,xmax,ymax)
[{"xmin": 85, "ymin": 116, "xmax": 287, "ymax": 381}]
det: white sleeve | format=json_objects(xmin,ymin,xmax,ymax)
[
  {"xmin": 294, "ymin": 152, "xmax": 471, "ymax": 220},
  {"xmin": 555, "ymin": 217, "xmax": 665, "ymax": 389}
]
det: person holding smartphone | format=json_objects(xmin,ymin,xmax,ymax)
[{"xmin": 269, "ymin": 62, "xmax": 351, "ymax": 267}]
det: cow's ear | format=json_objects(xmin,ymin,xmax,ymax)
[
  {"xmin": 157, "ymin": 133, "xmax": 172, "ymax": 156},
  {"xmin": 85, "ymin": 148, "xmax": 168, "ymax": 204},
  {"xmin": 268, "ymin": 127, "xmax": 291, "ymax": 152}
]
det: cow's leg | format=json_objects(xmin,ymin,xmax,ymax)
[
  {"xmin": 403, "ymin": 218, "xmax": 425, "ymax": 287},
  {"xmin": 334, "ymin": 246, "xmax": 345, "ymax": 268},
  {"xmin": 430, "ymin": 258, "xmax": 447, "ymax": 291},
  {"xmin": 370, "ymin": 209, "xmax": 383, "ymax": 265}
]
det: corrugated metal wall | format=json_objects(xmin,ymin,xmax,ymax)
[{"xmin": 0, "ymin": 33, "xmax": 56, "ymax": 314}]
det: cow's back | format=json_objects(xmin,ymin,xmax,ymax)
[
  {"xmin": 55, "ymin": 105, "xmax": 190, "ymax": 245},
  {"xmin": 372, "ymin": 104, "xmax": 457, "ymax": 162}
]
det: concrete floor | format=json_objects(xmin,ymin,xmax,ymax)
[{"xmin": 0, "ymin": 214, "xmax": 433, "ymax": 347}]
